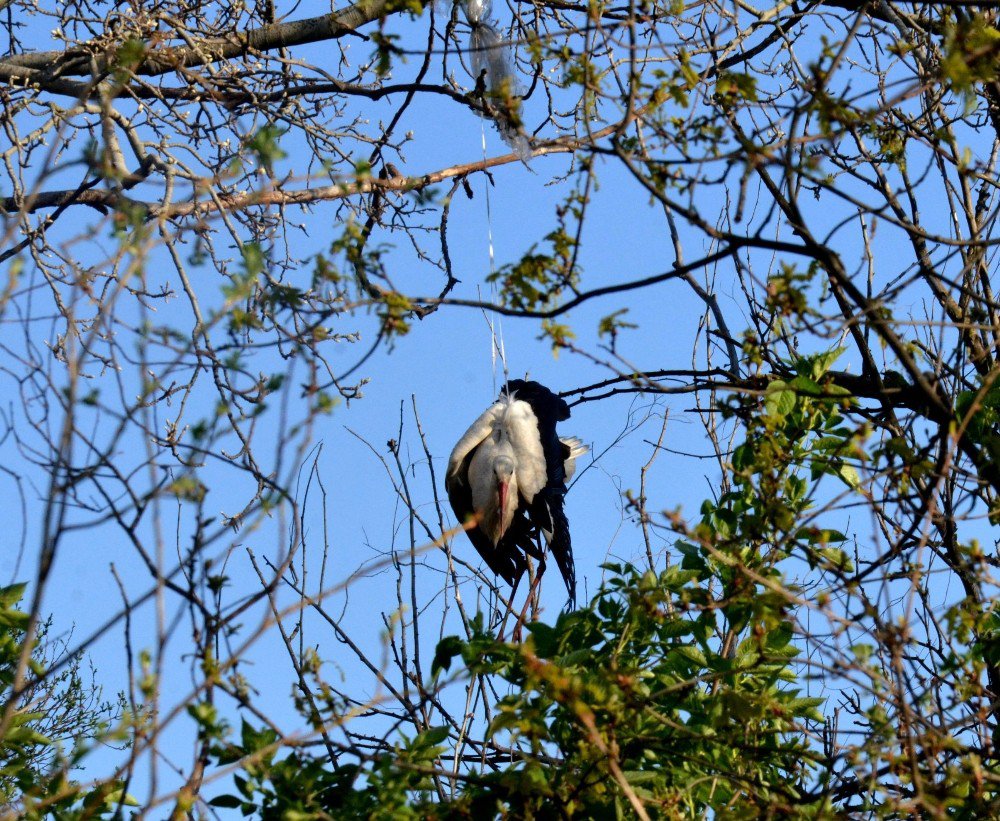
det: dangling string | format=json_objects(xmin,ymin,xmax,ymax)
[
  {"xmin": 456, "ymin": 0, "xmax": 510, "ymax": 397},
  {"xmin": 481, "ymin": 120, "xmax": 509, "ymax": 397}
]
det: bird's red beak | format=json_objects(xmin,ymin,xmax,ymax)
[{"xmin": 498, "ymin": 481, "xmax": 509, "ymax": 535}]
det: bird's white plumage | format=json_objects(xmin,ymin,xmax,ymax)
[
  {"xmin": 446, "ymin": 401, "xmax": 504, "ymax": 480},
  {"xmin": 447, "ymin": 395, "xmax": 547, "ymax": 547},
  {"xmin": 495, "ymin": 398, "xmax": 547, "ymax": 500}
]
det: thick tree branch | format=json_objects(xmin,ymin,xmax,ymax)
[{"xmin": 0, "ymin": 3, "xmax": 388, "ymax": 78}]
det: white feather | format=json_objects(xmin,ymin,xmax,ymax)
[
  {"xmin": 498, "ymin": 398, "xmax": 546, "ymax": 500},
  {"xmin": 560, "ymin": 436, "xmax": 588, "ymax": 482},
  {"xmin": 447, "ymin": 401, "xmax": 502, "ymax": 479}
]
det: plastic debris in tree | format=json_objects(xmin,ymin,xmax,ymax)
[{"xmin": 461, "ymin": 0, "xmax": 531, "ymax": 161}]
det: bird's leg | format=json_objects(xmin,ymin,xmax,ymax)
[
  {"xmin": 530, "ymin": 553, "xmax": 547, "ymax": 620},
  {"xmin": 495, "ymin": 571, "xmax": 522, "ymax": 642},
  {"xmin": 511, "ymin": 550, "xmax": 546, "ymax": 642},
  {"xmin": 509, "ymin": 558, "xmax": 536, "ymax": 642},
  {"xmin": 527, "ymin": 530, "xmax": 547, "ymax": 621},
  {"xmin": 496, "ymin": 552, "xmax": 529, "ymax": 641}
]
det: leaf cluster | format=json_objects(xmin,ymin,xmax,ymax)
[{"xmin": 0, "ymin": 586, "xmax": 130, "ymax": 818}]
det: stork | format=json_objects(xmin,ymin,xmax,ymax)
[{"xmin": 446, "ymin": 380, "xmax": 586, "ymax": 623}]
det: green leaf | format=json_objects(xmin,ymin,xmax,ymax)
[
  {"xmin": 836, "ymin": 463, "xmax": 861, "ymax": 489},
  {"xmin": 431, "ymin": 635, "xmax": 463, "ymax": 680},
  {"xmin": 799, "ymin": 527, "xmax": 847, "ymax": 545},
  {"xmin": 659, "ymin": 619, "xmax": 695, "ymax": 639},
  {"xmin": 416, "ymin": 725, "xmax": 449, "ymax": 747},
  {"xmin": 245, "ymin": 124, "xmax": 288, "ymax": 172},
  {"xmin": 765, "ymin": 622, "xmax": 794, "ymax": 651},
  {"xmin": 526, "ymin": 621, "xmax": 557, "ymax": 656},
  {"xmin": 241, "ymin": 719, "xmax": 278, "ymax": 756},
  {"xmin": 789, "ymin": 375, "xmax": 823, "ymax": 399},
  {"xmin": 715, "ymin": 71, "xmax": 758, "ymax": 105},
  {"xmin": 790, "ymin": 696, "xmax": 826, "ymax": 722},
  {"xmin": 765, "ymin": 381, "xmax": 796, "ymax": 419},
  {"xmin": 0, "ymin": 583, "xmax": 27, "ymax": 609},
  {"xmin": 0, "ymin": 609, "xmax": 30, "ymax": 630},
  {"xmin": 818, "ymin": 547, "xmax": 854, "ymax": 573},
  {"xmin": 209, "ymin": 794, "xmax": 245, "ymax": 808},
  {"xmin": 673, "ymin": 645, "xmax": 708, "ymax": 667},
  {"xmin": 734, "ymin": 642, "xmax": 760, "ymax": 669},
  {"xmin": 677, "ymin": 540, "xmax": 707, "ymax": 573},
  {"xmin": 811, "ymin": 347, "xmax": 845, "ymax": 379},
  {"xmin": 598, "ymin": 309, "xmax": 638, "ymax": 339},
  {"xmin": 852, "ymin": 643, "xmax": 874, "ymax": 662}
]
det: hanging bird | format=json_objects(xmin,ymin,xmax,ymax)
[{"xmin": 446, "ymin": 380, "xmax": 586, "ymax": 603}]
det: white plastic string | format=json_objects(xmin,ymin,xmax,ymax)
[{"xmin": 481, "ymin": 119, "xmax": 509, "ymax": 396}]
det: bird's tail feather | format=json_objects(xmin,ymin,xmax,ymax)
[{"xmin": 560, "ymin": 436, "xmax": 589, "ymax": 482}]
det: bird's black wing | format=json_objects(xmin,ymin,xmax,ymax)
[
  {"xmin": 504, "ymin": 380, "xmax": 570, "ymax": 422},
  {"xmin": 504, "ymin": 380, "xmax": 569, "ymax": 488},
  {"xmin": 530, "ymin": 487, "xmax": 575, "ymax": 601},
  {"xmin": 504, "ymin": 380, "xmax": 576, "ymax": 602},
  {"xmin": 445, "ymin": 448, "xmax": 525, "ymax": 586},
  {"xmin": 498, "ymin": 503, "xmax": 543, "ymax": 563}
]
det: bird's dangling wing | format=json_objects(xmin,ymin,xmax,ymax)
[
  {"xmin": 446, "ymin": 402, "xmax": 525, "ymax": 585},
  {"xmin": 530, "ymin": 487, "xmax": 575, "ymax": 602}
]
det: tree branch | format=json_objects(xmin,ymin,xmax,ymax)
[{"xmin": 0, "ymin": 3, "xmax": 388, "ymax": 78}]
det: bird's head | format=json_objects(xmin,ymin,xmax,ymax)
[{"xmin": 493, "ymin": 455, "xmax": 516, "ymax": 534}]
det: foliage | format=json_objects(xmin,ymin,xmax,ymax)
[
  {"xmin": 434, "ymin": 564, "xmax": 822, "ymax": 817},
  {"xmin": 0, "ymin": 585, "xmax": 127, "ymax": 817},
  {"xmin": 210, "ymin": 554, "xmax": 826, "ymax": 817}
]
